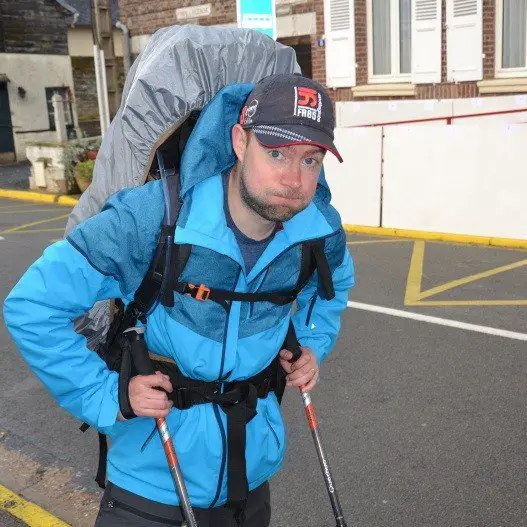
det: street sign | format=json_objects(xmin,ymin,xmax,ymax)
[{"xmin": 237, "ymin": 0, "xmax": 276, "ymax": 40}]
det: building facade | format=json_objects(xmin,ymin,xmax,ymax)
[
  {"xmin": 0, "ymin": 0, "xmax": 80, "ymax": 161},
  {"xmin": 118, "ymin": 0, "xmax": 527, "ymax": 105},
  {"xmin": 66, "ymin": 0, "xmax": 125, "ymax": 136}
]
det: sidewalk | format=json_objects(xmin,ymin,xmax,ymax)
[{"xmin": 0, "ymin": 161, "xmax": 30, "ymax": 190}]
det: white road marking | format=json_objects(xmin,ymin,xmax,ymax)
[{"xmin": 347, "ymin": 301, "xmax": 527, "ymax": 341}]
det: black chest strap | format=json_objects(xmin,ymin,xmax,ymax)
[{"xmin": 151, "ymin": 351, "xmax": 285, "ymax": 512}]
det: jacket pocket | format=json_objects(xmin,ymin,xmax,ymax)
[
  {"xmin": 245, "ymin": 395, "xmax": 285, "ymax": 485},
  {"xmin": 263, "ymin": 406, "xmax": 280, "ymax": 450}
]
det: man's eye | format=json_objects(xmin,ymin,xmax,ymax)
[
  {"xmin": 304, "ymin": 157, "xmax": 320, "ymax": 167},
  {"xmin": 269, "ymin": 150, "xmax": 283, "ymax": 159}
]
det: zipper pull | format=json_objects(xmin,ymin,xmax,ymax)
[{"xmin": 107, "ymin": 500, "xmax": 114, "ymax": 508}]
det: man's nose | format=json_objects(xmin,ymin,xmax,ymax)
[{"xmin": 281, "ymin": 163, "xmax": 302, "ymax": 189}]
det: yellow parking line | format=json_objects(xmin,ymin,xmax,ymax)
[
  {"xmin": 405, "ymin": 241, "xmax": 426, "ymax": 305},
  {"xmin": 6, "ymin": 228, "xmax": 65, "ymax": 234},
  {"xmin": 411, "ymin": 299, "xmax": 527, "ymax": 306},
  {"xmin": 0, "ymin": 214, "xmax": 70, "ymax": 234},
  {"xmin": 0, "ymin": 209, "xmax": 65, "ymax": 214},
  {"xmin": 0, "ymin": 483, "xmax": 69, "ymax": 526},
  {"xmin": 405, "ymin": 241, "xmax": 527, "ymax": 306},
  {"xmin": 347, "ymin": 239, "xmax": 413, "ymax": 245},
  {"xmin": 418, "ymin": 259, "xmax": 527, "ymax": 301}
]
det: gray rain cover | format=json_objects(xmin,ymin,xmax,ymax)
[{"xmin": 67, "ymin": 24, "xmax": 300, "ymax": 348}]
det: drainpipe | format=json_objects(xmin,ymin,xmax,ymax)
[{"xmin": 116, "ymin": 21, "xmax": 132, "ymax": 77}]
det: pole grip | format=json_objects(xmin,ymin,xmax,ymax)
[
  {"xmin": 284, "ymin": 321, "xmax": 302, "ymax": 363},
  {"xmin": 127, "ymin": 330, "xmax": 155, "ymax": 376}
]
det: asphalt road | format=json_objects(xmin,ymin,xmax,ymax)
[{"xmin": 1, "ymin": 197, "xmax": 526, "ymax": 526}]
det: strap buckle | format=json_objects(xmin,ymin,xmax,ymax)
[{"xmin": 187, "ymin": 283, "xmax": 211, "ymax": 301}]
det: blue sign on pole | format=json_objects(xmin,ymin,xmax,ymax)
[{"xmin": 237, "ymin": 0, "xmax": 276, "ymax": 40}]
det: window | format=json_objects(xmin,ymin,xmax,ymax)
[
  {"xmin": 368, "ymin": 0, "xmax": 412, "ymax": 82},
  {"xmin": 45, "ymin": 87, "xmax": 74, "ymax": 131},
  {"xmin": 497, "ymin": 0, "xmax": 527, "ymax": 76}
]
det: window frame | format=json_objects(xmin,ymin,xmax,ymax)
[
  {"xmin": 495, "ymin": 0, "xmax": 527, "ymax": 78},
  {"xmin": 45, "ymin": 86, "xmax": 74, "ymax": 132},
  {"xmin": 367, "ymin": 0, "xmax": 412, "ymax": 83}
]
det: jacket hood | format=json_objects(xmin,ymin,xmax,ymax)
[{"xmin": 180, "ymin": 83, "xmax": 332, "ymax": 203}]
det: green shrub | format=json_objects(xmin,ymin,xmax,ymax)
[
  {"xmin": 61, "ymin": 137, "xmax": 101, "ymax": 180},
  {"xmin": 75, "ymin": 160, "xmax": 95, "ymax": 182}
]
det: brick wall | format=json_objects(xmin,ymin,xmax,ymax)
[
  {"xmin": 119, "ymin": 0, "xmax": 237, "ymax": 37},
  {"xmin": 72, "ymin": 56, "xmax": 125, "ymax": 137},
  {"xmin": 120, "ymin": 0, "xmax": 502, "ymax": 102},
  {"xmin": 313, "ymin": 0, "xmax": 499, "ymax": 102},
  {"xmin": 0, "ymin": 0, "xmax": 69, "ymax": 54}
]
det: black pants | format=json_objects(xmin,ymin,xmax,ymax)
[{"xmin": 94, "ymin": 481, "xmax": 271, "ymax": 527}]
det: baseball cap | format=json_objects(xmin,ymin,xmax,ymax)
[{"xmin": 239, "ymin": 73, "xmax": 343, "ymax": 163}]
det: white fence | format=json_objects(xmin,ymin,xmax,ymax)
[{"xmin": 325, "ymin": 121, "xmax": 527, "ymax": 240}]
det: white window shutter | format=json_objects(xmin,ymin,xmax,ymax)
[
  {"xmin": 324, "ymin": 0, "xmax": 356, "ymax": 87},
  {"xmin": 446, "ymin": 0, "xmax": 483, "ymax": 81},
  {"xmin": 411, "ymin": 0, "xmax": 442, "ymax": 84}
]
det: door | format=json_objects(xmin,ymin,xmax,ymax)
[{"xmin": 0, "ymin": 83, "xmax": 15, "ymax": 154}]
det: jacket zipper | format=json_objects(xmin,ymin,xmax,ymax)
[
  {"xmin": 107, "ymin": 498, "xmax": 181, "ymax": 525},
  {"xmin": 305, "ymin": 293, "xmax": 317, "ymax": 327},
  {"xmin": 209, "ymin": 267, "xmax": 241, "ymax": 508},
  {"xmin": 249, "ymin": 267, "xmax": 270, "ymax": 318}
]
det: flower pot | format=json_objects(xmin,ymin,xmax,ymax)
[{"xmin": 74, "ymin": 175, "xmax": 91, "ymax": 193}]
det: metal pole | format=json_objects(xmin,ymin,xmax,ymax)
[
  {"xmin": 93, "ymin": 44, "xmax": 107, "ymax": 136},
  {"xmin": 99, "ymin": 48, "xmax": 111, "ymax": 131}
]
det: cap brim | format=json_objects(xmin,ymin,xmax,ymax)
[{"xmin": 251, "ymin": 124, "xmax": 343, "ymax": 163}]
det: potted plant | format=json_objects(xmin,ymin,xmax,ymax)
[{"xmin": 74, "ymin": 160, "xmax": 95, "ymax": 192}]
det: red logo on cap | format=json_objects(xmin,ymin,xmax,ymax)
[
  {"xmin": 297, "ymin": 87, "xmax": 319, "ymax": 108},
  {"xmin": 294, "ymin": 87, "xmax": 322, "ymax": 123}
]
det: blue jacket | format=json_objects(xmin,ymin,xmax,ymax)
[{"xmin": 4, "ymin": 84, "xmax": 355, "ymax": 507}]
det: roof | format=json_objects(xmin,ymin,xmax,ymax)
[{"xmin": 62, "ymin": 0, "xmax": 121, "ymax": 26}]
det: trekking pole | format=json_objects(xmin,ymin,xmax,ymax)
[
  {"xmin": 125, "ymin": 327, "xmax": 198, "ymax": 527},
  {"xmin": 286, "ymin": 328, "xmax": 348, "ymax": 527}
]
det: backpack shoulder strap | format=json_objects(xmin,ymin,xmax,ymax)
[{"xmin": 295, "ymin": 239, "xmax": 335, "ymax": 300}]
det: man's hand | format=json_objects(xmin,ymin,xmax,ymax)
[
  {"xmin": 279, "ymin": 347, "xmax": 319, "ymax": 392},
  {"xmin": 126, "ymin": 371, "xmax": 174, "ymax": 419}
]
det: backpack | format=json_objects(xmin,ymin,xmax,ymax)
[
  {"xmin": 81, "ymin": 121, "xmax": 336, "ymax": 490},
  {"xmin": 70, "ymin": 26, "xmax": 337, "ymax": 492}
]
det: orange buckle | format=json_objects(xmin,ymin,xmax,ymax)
[{"xmin": 188, "ymin": 283, "xmax": 211, "ymax": 301}]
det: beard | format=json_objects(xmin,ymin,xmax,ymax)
[{"xmin": 239, "ymin": 161, "xmax": 309, "ymax": 223}]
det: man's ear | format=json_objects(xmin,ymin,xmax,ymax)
[{"xmin": 232, "ymin": 124, "xmax": 248, "ymax": 162}]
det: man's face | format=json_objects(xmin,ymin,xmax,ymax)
[{"xmin": 237, "ymin": 131, "xmax": 325, "ymax": 222}]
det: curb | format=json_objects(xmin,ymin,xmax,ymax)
[
  {"xmin": 0, "ymin": 189, "xmax": 79, "ymax": 207},
  {"xmin": 0, "ymin": 483, "xmax": 69, "ymax": 527},
  {"xmin": 343, "ymin": 225, "xmax": 527, "ymax": 250},
  {"xmin": 1, "ymin": 189, "xmax": 526, "ymax": 250}
]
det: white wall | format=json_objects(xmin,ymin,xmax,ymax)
[
  {"xmin": 337, "ymin": 99, "xmax": 454, "ymax": 127},
  {"xmin": 336, "ymin": 95, "xmax": 527, "ymax": 128},
  {"xmin": 68, "ymin": 27, "xmax": 124, "ymax": 57},
  {"xmin": 381, "ymin": 123, "xmax": 527, "ymax": 239},
  {"xmin": 325, "ymin": 127, "xmax": 382, "ymax": 227},
  {"xmin": 0, "ymin": 53, "xmax": 78, "ymax": 160}
]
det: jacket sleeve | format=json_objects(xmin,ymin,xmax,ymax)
[
  {"xmin": 3, "ymin": 184, "xmax": 163, "ymax": 432},
  {"xmin": 292, "ymin": 227, "xmax": 354, "ymax": 365}
]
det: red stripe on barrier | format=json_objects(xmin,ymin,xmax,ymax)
[{"xmin": 351, "ymin": 107, "xmax": 527, "ymax": 128}]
